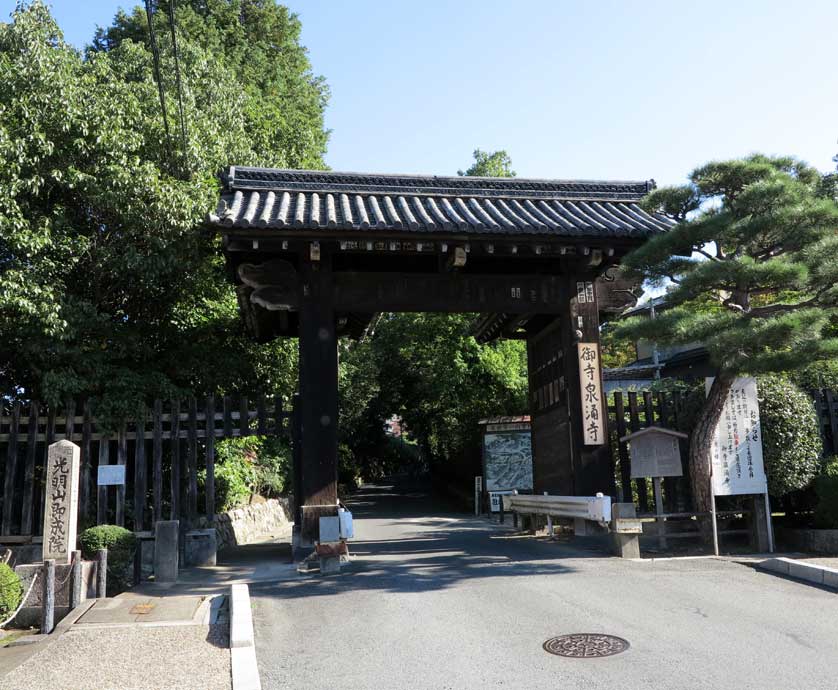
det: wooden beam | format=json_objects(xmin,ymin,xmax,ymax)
[{"xmin": 298, "ymin": 255, "xmax": 339, "ymax": 541}]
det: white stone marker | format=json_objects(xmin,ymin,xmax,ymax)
[{"xmin": 42, "ymin": 440, "xmax": 81, "ymax": 564}]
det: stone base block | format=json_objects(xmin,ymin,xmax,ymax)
[
  {"xmin": 319, "ymin": 556, "xmax": 341, "ymax": 575},
  {"xmin": 612, "ymin": 533, "xmax": 640, "ymax": 559},
  {"xmin": 154, "ymin": 520, "xmax": 179, "ymax": 583},
  {"xmin": 185, "ymin": 529, "xmax": 217, "ymax": 567}
]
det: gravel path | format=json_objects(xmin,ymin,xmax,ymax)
[{"xmin": 4, "ymin": 624, "xmax": 230, "ymax": 690}]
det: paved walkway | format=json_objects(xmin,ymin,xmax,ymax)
[{"xmin": 251, "ymin": 481, "xmax": 838, "ymax": 690}]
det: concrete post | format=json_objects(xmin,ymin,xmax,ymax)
[
  {"xmin": 70, "ymin": 550, "xmax": 83, "ymax": 610},
  {"xmin": 96, "ymin": 549, "xmax": 108, "ymax": 598},
  {"xmin": 41, "ymin": 559, "xmax": 55, "ymax": 634},
  {"xmin": 611, "ymin": 503, "xmax": 641, "ymax": 559},
  {"xmin": 750, "ymin": 495, "xmax": 771, "ymax": 553}
]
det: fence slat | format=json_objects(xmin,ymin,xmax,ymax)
[
  {"xmin": 64, "ymin": 399, "xmax": 76, "ymax": 441},
  {"xmin": 153, "ymin": 400, "xmax": 163, "ymax": 523},
  {"xmin": 35, "ymin": 407, "xmax": 57, "ymax": 535},
  {"xmin": 116, "ymin": 425, "xmax": 127, "ymax": 527},
  {"xmin": 97, "ymin": 436, "xmax": 109, "ymax": 525},
  {"xmin": 187, "ymin": 397, "xmax": 198, "ymax": 522},
  {"xmin": 223, "ymin": 396, "xmax": 232, "ymax": 439},
  {"xmin": 170, "ymin": 400, "xmax": 180, "ymax": 520},
  {"xmin": 80, "ymin": 402, "xmax": 92, "ymax": 526},
  {"xmin": 239, "ymin": 396, "xmax": 249, "ymax": 437},
  {"xmin": 257, "ymin": 394, "xmax": 267, "ymax": 436},
  {"xmin": 627, "ymin": 392, "xmax": 649, "ymax": 513},
  {"xmin": 657, "ymin": 392, "xmax": 678, "ymax": 511},
  {"xmin": 134, "ymin": 408, "xmax": 147, "ymax": 531},
  {"xmin": 20, "ymin": 403, "xmax": 40, "ymax": 536},
  {"xmin": 205, "ymin": 395, "xmax": 215, "ymax": 518},
  {"xmin": 613, "ymin": 393, "xmax": 632, "ymax": 503},
  {"xmin": 1, "ymin": 403, "xmax": 21, "ymax": 535}
]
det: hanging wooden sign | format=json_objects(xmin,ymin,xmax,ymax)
[{"xmin": 577, "ymin": 342, "xmax": 605, "ymax": 445}]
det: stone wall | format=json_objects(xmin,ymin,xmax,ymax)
[
  {"xmin": 205, "ymin": 497, "xmax": 293, "ymax": 550},
  {"xmin": 776, "ymin": 527, "xmax": 838, "ymax": 555}
]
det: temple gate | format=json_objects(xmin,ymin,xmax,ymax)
[{"xmin": 207, "ymin": 167, "xmax": 672, "ymax": 542}]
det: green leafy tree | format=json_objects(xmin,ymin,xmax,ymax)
[
  {"xmin": 458, "ymin": 149, "xmax": 516, "ymax": 178},
  {"xmin": 0, "ymin": 1, "xmax": 326, "ymax": 415},
  {"xmin": 619, "ymin": 155, "xmax": 838, "ymax": 511}
]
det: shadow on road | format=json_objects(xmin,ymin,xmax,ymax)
[{"xmin": 251, "ymin": 477, "xmax": 608, "ymax": 598}]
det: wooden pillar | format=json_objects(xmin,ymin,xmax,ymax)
[
  {"xmin": 298, "ymin": 250, "xmax": 339, "ymax": 542},
  {"xmin": 564, "ymin": 274, "xmax": 616, "ymax": 497}
]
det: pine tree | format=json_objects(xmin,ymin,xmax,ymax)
[{"xmin": 620, "ymin": 155, "xmax": 838, "ymax": 512}]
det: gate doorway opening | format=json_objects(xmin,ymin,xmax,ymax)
[{"xmin": 207, "ymin": 167, "xmax": 672, "ymax": 543}]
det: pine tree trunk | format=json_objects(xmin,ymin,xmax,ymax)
[{"xmin": 688, "ymin": 371, "xmax": 736, "ymax": 514}]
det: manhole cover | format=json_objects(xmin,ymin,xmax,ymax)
[{"xmin": 543, "ymin": 633, "xmax": 629, "ymax": 658}]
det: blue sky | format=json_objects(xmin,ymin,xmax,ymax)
[{"xmin": 4, "ymin": 1, "xmax": 838, "ymax": 186}]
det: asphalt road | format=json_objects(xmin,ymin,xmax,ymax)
[{"xmin": 251, "ymin": 481, "xmax": 838, "ymax": 690}]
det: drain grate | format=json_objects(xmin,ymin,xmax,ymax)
[{"xmin": 543, "ymin": 633, "xmax": 629, "ymax": 658}]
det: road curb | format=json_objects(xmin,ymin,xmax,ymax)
[
  {"xmin": 757, "ymin": 557, "xmax": 838, "ymax": 590},
  {"xmin": 230, "ymin": 584, "xmax": 261, "ymax": 690}
]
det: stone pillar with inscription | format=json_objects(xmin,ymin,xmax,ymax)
[{"xmin": 42, "ymin": 440, "xmax": 81, "ymax": 564}]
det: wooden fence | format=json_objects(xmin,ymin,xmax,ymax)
[
  {"xmin": 609, "ymin": 387, "xmax": 838, "ymax": 516},
  {"xmin": 608, "ymin": 390, "xmax": 692, "ymax": 513},
  {"xmin": 0, "ymin": 394, "xmax": 294, "ymax": 538},
  {"xmin": 813, "ymin": 389, "xmax": 838, "ymax": 457}
]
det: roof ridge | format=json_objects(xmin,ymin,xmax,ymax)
[{"xmin": 226, "ymin": 166, "xmax": 654, "ymax": 195}]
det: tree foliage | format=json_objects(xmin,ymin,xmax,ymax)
[
  {"xmin": 458, "ymin": 149, "xmax": 516, "ymax": 178},
  {"xmin": 0, "ymin": 1, "xmax": 328, "ymax": 415},
  {"xmin": 618, "ymin": 155, "xmax": 838, "ymax": 510},
  {"xmin": 339, "ymin": 314, "xmax": 528, "ymax": 478}
]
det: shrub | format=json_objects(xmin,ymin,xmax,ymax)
[
  {"xmin": 757, "ymin": 375, "xmax": 822, "ymax": 497},
  {"xmin": 79, "ymin": 525, "xmax": 137, "ymax": 594},
  {"xmin": 0, "ymin": 563, "xmax": 22, "ymax": 621},
  {"xmin": 206, "ymin": 436, "xmax": 292, "ymax": 512},
  {"xmin": 814, "ymin": 457, "xmax": 838, "ymax": 529}
]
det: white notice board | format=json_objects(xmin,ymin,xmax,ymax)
[
  {"xmin": 707, "ymin": 377, "xmax": 767, "ymax": 496},
  {"xmin": 97, "ymin": 465, "xmax": 126, "ymax": 486}
]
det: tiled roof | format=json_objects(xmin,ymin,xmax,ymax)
[{"xmin": 207, "ymin": 167, "xmax": 675, "ymax": 238}]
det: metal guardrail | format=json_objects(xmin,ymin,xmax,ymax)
[{"xmin": 502, "ymin": 493, "xmax": 612, "ymax": 524}]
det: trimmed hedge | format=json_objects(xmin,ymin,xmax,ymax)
[
  {"xmin": 814, "ymin": 457, "xmax": 838, "ymax": 529},
  {"xmin": 79, "ymin": 525, "xmax": 137, "ymax": 594},
  {"xmin": 757, "ymin": 375, "xmax": 822, "ymax": 497},
  {"xmin": 0, "ymin": 563, "xmax": 22, "ymax": 621}
]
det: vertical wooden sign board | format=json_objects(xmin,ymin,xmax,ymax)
[
  {"xmin": 43, "ymin": 440, "xmax": 81, "ymax": 564},
  {"xmin": 707, "ymin": 376, "xmax": 773, "ymax": 555},
  {"xmin": 577, "ymin": 342, "xmax": 605, "ymax": 445}
]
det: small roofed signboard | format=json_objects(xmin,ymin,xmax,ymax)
[
  {"xmin": 707, "ymin": 376, "xmax": 767, "ymax": 496},
  {"xmin": 621, "ymin": 427, "xmax": 687, "ymax": 479},
  {"xmin": 577, "ymin": 343, "xmax": 605, "ymax": 445}
]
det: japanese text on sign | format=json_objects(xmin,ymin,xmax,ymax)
[
  {"xmin": 708, "ymin": 377, "xmax": 767, "ymax": 496},
  {"xmin": 577, "ymin": 343, "xmax": 605, "ymax": 445},
  {"xmin": 42, "ymin": 440, "xmax": 80, "ymax": 564}
]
